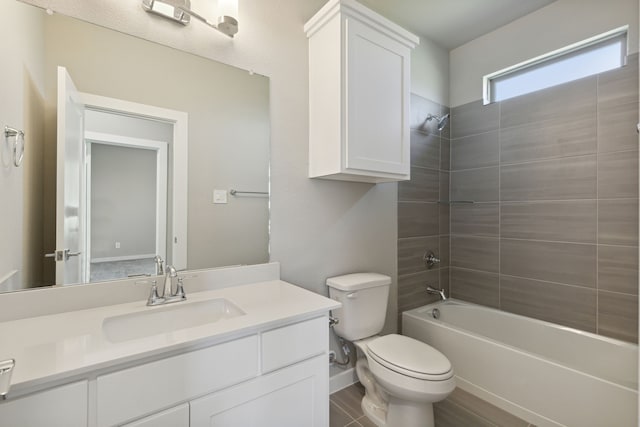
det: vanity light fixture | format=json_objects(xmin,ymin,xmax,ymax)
[
  {"xmin": 142, "ymin": 0, "xmax": 191, "ymax": 25},
  {"xmin": 142, "ymin": 0, "xmax": 238, "ymax": 38}
]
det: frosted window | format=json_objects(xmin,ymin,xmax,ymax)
[{"xmin": 484, "ymin": 29, "xmax": 627, "ymax": 104}]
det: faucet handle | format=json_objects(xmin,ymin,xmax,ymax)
[
  {"xmin": 174, "ymin": 277, "xmax": 186, "ymax": 299},
  {"xmin": 173, "ymin": 274, "xmax": 197, "ymax": 299},
  {"xmin": 423, "ymin": 251, "xmax": 441, "ymax": 269},
  {"xmin": 136, "ymin": 279, "xmax": 163, "ymax": 306}
]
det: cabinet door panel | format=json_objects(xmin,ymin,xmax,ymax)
[
  {"xmin": 0, "ymin": 381, "xmax": 87, "ymax": 427},
  {"xmin": 345, "ymin": 17, "xmax": 410, "ymax": 176},
  {"xmin": 191, "ymin": 355, "xmax": 328, "ymax": 427},
  {"xmin": 96, "ymin": 335, "xmax": 258, "ymax": 427},
  {"xmin": 122, "ymin": 403, "xmax": 188, "ymax": 427}
]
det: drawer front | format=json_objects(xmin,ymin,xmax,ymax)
[
  {"xmin": 97, "ymin": 335, "xmax": 258, "ymax": 427},
  {"xmin": 261, "ymin": 316, "xmax": 327, "ymax": 373},
  {"xmin": 0, "ymin": 381, "xmax": 87, "ymax": 427},
  {"xmin": 122, "ymin": 403, "xmax": 189, "ymax": 427}
]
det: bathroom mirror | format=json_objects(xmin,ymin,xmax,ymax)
[{"xmin": 0, "ymin": 1, "xmax": 270, "ymax": 293}]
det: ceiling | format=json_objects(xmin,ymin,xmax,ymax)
[{"xmin": 358, "ymin": 0, "xmax": 558, "ymax": 49}]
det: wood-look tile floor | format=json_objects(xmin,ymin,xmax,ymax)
[{"xmin": 330, "ymin": 383, "xmax": 377, "ymax": 427}]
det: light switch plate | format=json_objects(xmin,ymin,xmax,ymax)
[{"xmin": 213, "ymin": 189, "xmax": 228, "ymax": 204}]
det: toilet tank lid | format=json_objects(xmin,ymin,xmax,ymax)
[{"xmin": 326, "ymin": 273, "xmax": 391, "ymax": 291}]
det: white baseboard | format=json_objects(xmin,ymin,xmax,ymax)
[
  {"xmin": 92, "ymin": 254, "xmax": 156, "ymax": 263},
  {"xmin": 330, "ymin": 367, "xmax": 358, "ymax": 394}
]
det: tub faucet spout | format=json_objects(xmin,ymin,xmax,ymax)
[{"xmin": 426, "ymin": 286, "xmax": 447, "ymax": 301}]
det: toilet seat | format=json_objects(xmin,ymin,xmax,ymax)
[{"xmin": 367, "ymin": 334, "xmax": 453, "ymax": 381}]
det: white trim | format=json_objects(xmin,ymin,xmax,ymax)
[
  {"xmin": 482, "ymin": 25, "xmax": 629, "ymax": 105},
  {"xmin": 329, "ymin": 368, "xmax": 358, "ymax": 394},
  {"xmin": 79, "ymin": 92, "xmax": 188, "ymax": 271},
  {"xmin": 83, "ymin": 143, "xmax": 92, "ymax": 282},
  {"xmin": 91, "ymin": 254, "xmax": 157, "ymax": 263}
]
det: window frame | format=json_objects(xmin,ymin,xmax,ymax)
[{"xmin": 482, "ymin": 26, "xmax": 629, "ymax": 105}]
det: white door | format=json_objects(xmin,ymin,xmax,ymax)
[{"xmin": 55, "ymin": 66, "xmax": 86, "ymax": 284}]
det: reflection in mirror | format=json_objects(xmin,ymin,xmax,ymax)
[{"xmin": 0, "ymin": 1, "xmax": 270, "ymax": 293}]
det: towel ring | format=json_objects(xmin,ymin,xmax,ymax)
[{"xmin": 4, "ymin": 126, "xmax": 25, "ymax": 167}]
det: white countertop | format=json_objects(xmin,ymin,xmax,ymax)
[{"xmin": 0, "ymin": 280, "xmax": 340, "ymax": 395}]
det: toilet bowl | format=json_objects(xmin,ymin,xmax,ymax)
[
  {"xmin": 327, "ymin": 273, "xmax": 455, "ymax": 427},
  {"xmin": 354, "ymin": 334, "xmax": 455, "ymax": 427}
]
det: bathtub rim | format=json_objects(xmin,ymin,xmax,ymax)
[
  {"xmin": 404, "ymin": 298, "xmax": 638, "ymax": 353},
  {"xmin": 403, "ymin": 298, "xmax": 638, "ymax": 391}
]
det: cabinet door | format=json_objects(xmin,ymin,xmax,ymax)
[
  {"xmin": 190, "ymin": 355, "xmax": 328, "ymax": 427},
  {"xmin": 0, "ymin": 381, "xmax": 87, "ymax": 427},
  {"xmin": 96, "ymin": 335, "xmax": 258, "ymax": 427},
  {"xmin": 344, "ymin": 16, "xmax": 410, "ymax": 177},
  {"xmin": 122, "ymin": 403, "xmax": 188, "ymax": 427}
]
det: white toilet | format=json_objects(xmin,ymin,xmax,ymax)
[{"xmin": 327, "ymin": 273, "xmax": 455, "ymax": 427}]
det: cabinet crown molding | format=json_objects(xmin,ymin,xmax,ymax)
[{"xmin": 304, "ymin": 0, "xmax": 419, "ymax": 48}]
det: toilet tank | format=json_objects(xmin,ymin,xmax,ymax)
[{"xmin": 327, "ymin": 273, "xmax": 391, "ymax": 341}]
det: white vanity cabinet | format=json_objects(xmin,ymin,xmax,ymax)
[
  {"xmin": 0, "ymin": 381, "xmax": 88, "ymax": 427},
  {"xmin": 0, "ymin": 275, "xmax": 339, "ymax": 427},
  {"xmin": 0, "ymin": 316, "xmax": 330, "ymax": 427},
  {"xmin": 97, "ymin": 316, "xmax": 329, "ymax": 427},
  {"xmin": 305, "ymin": 0, "xmax": 419, "ymax": 183}
]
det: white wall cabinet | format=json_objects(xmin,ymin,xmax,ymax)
[
  {"xmin": 305, "ymin": 0, "xmax": 419, "ymax": 183},
  {"xmin": 0, "ymin": 316, "xmax": 329, "ymax": 427}
]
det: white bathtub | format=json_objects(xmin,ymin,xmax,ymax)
[{"xmin": 403, "ymin": 299, "xmax": 638, "ymax": 427}]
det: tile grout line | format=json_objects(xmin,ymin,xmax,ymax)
[
  {"xmin": 595, "ymin": 73, "xmax": 600, "ymax": 334},
  {"xmin": 449, "ymin": 106, "xmax": 453, "ymax": 298},
  {"xmin": 497, "ymin": 100, "xmax": 502, "ymax": 309},
  {"xmin": 330, "ymin": 398, "xmax": 359, "ymax": 426}
]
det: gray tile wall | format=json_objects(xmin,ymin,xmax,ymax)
[
  {"xmin": 397, "ymin": 94, "xmax": 450, "ymax": 328},
  {"xmin": 448, "ymin": 55, "xmax": 639, "ymax": 343}
]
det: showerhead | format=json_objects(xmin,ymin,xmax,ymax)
[
  {"xmin": 437, "ymin": 113, "xmax": 449, "ymax": 131},
  {"xmin": 425, "ymin": 113, "xmax": 449, "ymax": 131}
]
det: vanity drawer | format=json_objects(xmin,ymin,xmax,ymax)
[
  {"xmin": 261, "ymin": 316, "xmax": 328, "ymax": 373},
  {"xmin": 96, "ymin": 335, "xmax": 258, "ymax": 427}
]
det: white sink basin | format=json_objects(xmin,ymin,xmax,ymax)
[{"xmin": 102, "ymin": 298, "xmax": 245, "ymax": 343}]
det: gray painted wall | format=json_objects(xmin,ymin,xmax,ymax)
[
  {"xmin": 0, "ymin": 2, "xmax": 45, "ymax": 290},
  {"xmin": 90, "ymin": 144, "xmax": 157, "ymax": 260}
]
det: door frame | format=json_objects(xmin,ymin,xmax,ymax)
[{"xmin": 80, "ymin": 92, "xmax": 188, "ymax": 271}]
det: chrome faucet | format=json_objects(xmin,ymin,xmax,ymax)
[
  {"xmin": 426, "ymin": 286, "xmax": 447, "ymax": 301},
  {"xmin": 137, "ymin": 265, "xmax": 190, "ymax": 306},
  {"xmin": 163, "ymin": 265, "xmax": 178, "ymax": 298}
]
